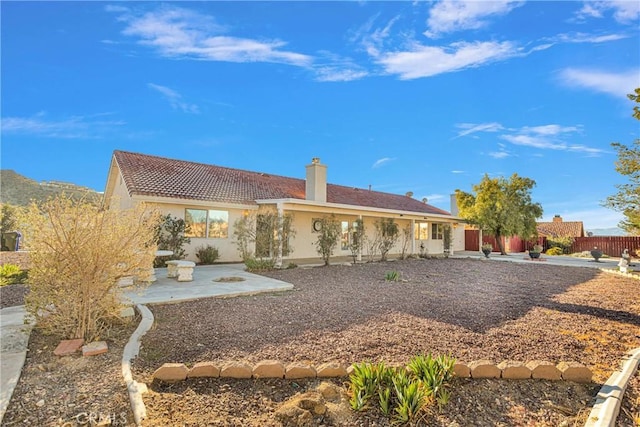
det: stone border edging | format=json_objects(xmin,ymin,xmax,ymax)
[
  {"xmin": 584, "ymin": 347, "xmax": 640, "ymax": 427},
  {"xmin": 122, "ymin": 304, "xmax": 153, "ymax": 427},
  {"xmin": 152, "ymin": 359, "xmax": 593, "ymax": 383},
  {"xmin": 599, "ymin": 267, "xmax": 640, "ymax": 280}
]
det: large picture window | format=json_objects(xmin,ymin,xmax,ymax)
[
  {"xmin": 185, "ymin": 209, "xmax": 228, "ymax": 238},
  {"xmin": 414, "ymin": 222, "xmax": 428, "ymax": 240}
]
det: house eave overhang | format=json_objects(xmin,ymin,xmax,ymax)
[
  {"xmin": 255, "ymin": 198, "xmax": 463, "ymax": 222},
  {"xmin": 130, "ymin": 194, "xmax": 259, "ymax": 210}
]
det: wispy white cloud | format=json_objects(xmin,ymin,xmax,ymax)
[
  {"xmin": 148, "ymin": 83, "xmax": 200, "ymax": 113},
  {"xmin": 109, "ymin": 5, "xmax": 312, "ymax": 67},
  {"xmin": 454, "ymin": 122, "xmax": 504, "ymax": 138},
  {"xmin": 488, "ymin": 151, "xmax": 510, "ymax": 159},
  {"xmin": 377, "ymin": 40, "xmax": 520, "ymax": 80},
  {"xmin": 454, "ymin": 121, "xmax": 605, "ymax": 156},
  {"xmin": 1, "ymin": 112, "xmax": 125, "ymax": 139},
  {"xmin": 424, "ymin": 0, "xmax": 523, "ymax": 38},
  {"xmin": 500, "ymin": 125, "xmax": 605, "ymax": 156},
  {"xmin": 313, "ymin": 51, "xmax": 369, "ymax": 82},
  {"xmin": 451, "ymin": 170, "xmax": 465, "ymax": 174},
  {"xmin": 575, "ymin": 1, "xmax": 640, "ymax": 24},
  {"xmin": 372, "ymin": 157, "xmax": 395, "ymax": 168},
  {"xmin": 558, "ymin": 68, "xmax": 640, "ymax": 98},
  {"xmin": 522, "ymin": 125, "xmax": 581, "ymax": 135},
  {"xmin": 552, "ymin": 32, "xmax": 629, "ymax": 44},
  {"xmin": 315, "ymin": 67, "xmax": 369, "ymax": 82}
]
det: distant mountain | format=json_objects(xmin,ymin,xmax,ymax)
[
  {"xmin": 0, "ymin": 170, "xmax": 101, "ymax": 206},
  {"xmin": 586, "ymin": 227, "xmax": 627, "ymax": 236}
]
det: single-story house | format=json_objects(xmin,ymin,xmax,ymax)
[
  {"xmin": 103, "ymin": 150, "xmax": 464, "ymax": 264},
  {"xmin": 536, "ymin": 215, "xmax": 585, "ymax": 239}
]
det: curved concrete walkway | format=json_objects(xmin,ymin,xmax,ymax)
[
  {"xmin": 0, "ymin": 264, "xmax": 294, "ymax": 425},
  {"xmin": 0, "ymin": 305, "xmax": 33, "ymax": 423}
]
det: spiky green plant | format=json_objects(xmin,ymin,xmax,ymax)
[{"xmin": 385, "ymin": 270, "xmax": 401, "ymax": 282}]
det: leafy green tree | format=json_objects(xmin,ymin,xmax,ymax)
[
  {"xmin": 455, "ymin": 173, "xmax": 543, "ymax": 255},
  {"xmin": 315, "ymin": 214, "xmax": 341, "ymax": 266},
  {"xmin": 603, "ymin": 88, "xmax": 640, "ymax": 234}
]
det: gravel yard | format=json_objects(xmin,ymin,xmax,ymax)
[{"xmin": 2, "ymin": 257, "xmax": 639, "ymax": 426}]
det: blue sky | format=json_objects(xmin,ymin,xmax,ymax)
[{"xmin": 1, "ymin": 1, "xmax": 639, "ymax": 232}]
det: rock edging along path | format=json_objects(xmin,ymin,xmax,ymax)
[{"xmin": 151, "ymin": 359, "xmax": 593, "ymax": 383}]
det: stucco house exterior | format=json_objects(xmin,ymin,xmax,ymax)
[{"xmin": 103, "ymin": 150, "xmax": 464, "ymax": 264}]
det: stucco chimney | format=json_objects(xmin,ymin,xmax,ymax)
[
  {"xmin": 450, "ymin": 194, "xmax": 459, "ymax": 216},
  {"xmin": 305, "ymin": 157, "xmax": 327, "ymax": 203},
  {"xmin": 553, "ymin": 214, "xmax": 562, "ymax": 223}
]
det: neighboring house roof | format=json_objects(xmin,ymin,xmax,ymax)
[
  {"xmin": 112, "ymin": 150, "xmax": 451, "ymax": 216},
  {"xmin": 536, "ymin": 220, "xmax": 585, "ymax": 238}
]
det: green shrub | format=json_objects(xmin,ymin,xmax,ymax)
[
  {"xmin": 545, "ymin": 247, "xmax": 563, "ymax": 256},
  {"xmin": 195, "ymin": 245, "xmax": 220, "ymax": 265},
  {"xmin": 244, "ymin": 257, "xmax": 275, "ymax": 272},
  {"xmin": 0, "ymin": 264, "xmax": 27, "ymax": 286},
  {"xmin": 348, "ymin": 354, "xmax": 455, "ymax": 424},
  {"xmin": 385, "ymin": 270, "xmax": 401, "ymax": 282},
  {"xmin": 547, "ymin": 236, "xmax": 574, "ymax": 254}
]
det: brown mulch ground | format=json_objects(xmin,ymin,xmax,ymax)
[{"xmin": 2, "ymin": 258, "xmax": 639, "ymax": 426}]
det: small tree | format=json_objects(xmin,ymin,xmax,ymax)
[
  {"xmin": 233, "ymin": 208, "xmax": 295, "ymax": 264},
  {"xmin": 603, "ymin": 89, "xmax": 640, "ymax": 234},
  {"xmin": 349, "ymin": 218, "xmax": 365, "ymax": 263},
  {"xmin": 399, "ymin": 222, "xmax": 412, "ymax": 259},
  {"xmin": 443, "ymin": 224, "xmax": 452, "ymax": 256},
  {"xmin": 20, "ymin": 195, "xmax": 160, "ymax": 341},
  {"xmin": 315, "ymin": 214, "xmax": 341, "ymax": 266},
  {"xmin": 154, "ymin": 214, "xmax": 191, "ymax": 266},
  {"xmin": 375, "ymin": 218, "xmax": 400, "ymax": 261}
]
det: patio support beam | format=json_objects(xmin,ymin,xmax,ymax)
[
  {"xmin": 276, "ymin": 203, "xmax": 284, "ymax": 268},
  {"xmin": 357, "ymin": 215, "xmax": 363, "ymax": 262},
  {"xmin": 411, "ymin": 219, "xmax": 415, "ymax": 255}
]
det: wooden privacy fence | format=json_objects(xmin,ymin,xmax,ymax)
[
  {"xmin": 570, "ymin": 236, "xmax": 640, "ymax": 257},
  {"xmin": 465, "ymin": 230, "xmax": 640, "ymax": 256}
]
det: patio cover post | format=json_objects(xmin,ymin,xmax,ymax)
[
  {"xmin": 411, "ymin": 219, "xmax": 415, "ymax": 256},
  {"xmin": 276, "ymin": 203, "xmax": 284, "ymax": 268},
  {"xmin": 357, "ymin": 215, "xmax": 362, "ymax": 262}
]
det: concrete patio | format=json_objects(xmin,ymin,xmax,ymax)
[{"xmin": 122, "ymin": 263, "xmax": 294, "ymax": 305}]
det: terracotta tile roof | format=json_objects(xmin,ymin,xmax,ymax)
[
  {"xmin": 113, "ymin": 150, "xmax": 451, "ymax": 216},
  {"xmin": 536, "ymin": 221, "xmax": 585, "ymax": 238}
]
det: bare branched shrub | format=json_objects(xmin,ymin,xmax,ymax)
[
  {"xmin": 233, "ymin": 207, "xmax": 295, "ymax": 264},
  {"xmin": 315, "ymin": 214, "xmax": 341, "ymax": 266},
  {"xmin": 20, "ymin": 196, "xmax": 160, "ymax": 341}
]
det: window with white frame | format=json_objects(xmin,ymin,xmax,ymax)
[
  {"xmin": 185, "ymin": 209, "xmax": 229, "ymax": 238},
  {"xmin": 431, "ymin": 223, "xmax": 444, "ymax": 240}
]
